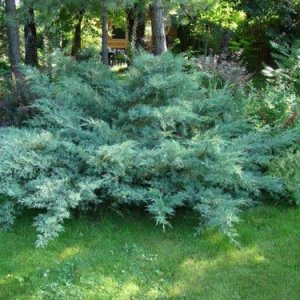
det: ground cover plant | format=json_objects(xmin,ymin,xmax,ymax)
[{"xmin": 0, "ymin": 52, "xmax": 299, "ymax": 247}]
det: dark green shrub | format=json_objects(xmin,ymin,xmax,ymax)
[
  {"xmin": 258, "ymin": 41, "xmax": 300, "ymax": 201},
  {"xmin": 246, "ymin": 84, "xmax": 297, "ymax": 127},
  {"xmin": 269, "ymin": 149, "xmax": 300, "ymax": 205},
  {"xmin": 75, "ymin": 47, "xmax": 100, "ymax": 61}
]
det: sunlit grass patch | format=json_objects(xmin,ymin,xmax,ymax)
[{"xmin": 0, "ymin": 206, "xmax": 300, "ymax": 299}]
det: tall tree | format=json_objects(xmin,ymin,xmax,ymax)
[
  {"xmin": 136, "ymin": 4, "xmax": 146, "ymax": 49},
  {"xmin": 0, "ymin": 1, "xmax": 8, "ymax": 59},
  {"xmin": 101, "ymin": 0, "xmax": 109, "ymax": 65},
  {"xmin": 150, "ymin": 0, "xmax": 167, "ymax": 55},
  {"xmin": 126, "ymin": 5, "xmax": 136, "ymax": 46},
  {"xmin": 5, "ymin": 0, "xmax": 21, "ymax": 77},
  {"xmin": 71, "ymin": 9, "xmax": 85, "ymax": 56},
  {"xmin": 126, "ymin": 0, "xmax": 146, "ymax": 50},
  {"xmin": 24, "ymin": 3, "xmax": 38, "ymax": 66}
]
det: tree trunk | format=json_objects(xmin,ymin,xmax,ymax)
[
  {"xmin": 150, "ymin": 0, "xmax": 167, "ymax": 55},
  {"xmin": 126, "ymin": 2, "xmax": 146, "ymax": 50},
  {"xmin": 24, "ymin": 6, "xmax": 38, "ymax": 66},
  {"xmin": 136, "ymin": 3, "xmax": 146, "ymax": 49},
  {"xmin": 5, "ymin": 0, "xmax": 21, "ymax": 77},
  {"xmin": 204, "ymin": 23, "xmax": 209, "ymax": 57},
  {"xmin": 71, "ymin": 10, "xmax": 84, "ymax": 57},
  {"xmin": 126, "ymin": 7, "xmax": 136, "ymax": 46},
  {"xmin": 177, "ymin": 23, "xmax": 193, "ymax": 52},
  {"xmin": 219, "ymin": 29, "xmax": 232, "ymax": 56},
  {"xmin": 101, "ymin": 1, "xmax": 109, "ymax": 66}
]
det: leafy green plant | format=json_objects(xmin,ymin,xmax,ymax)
[
  {"xmin": 269, "ymin": 149, "xmax": 300, "ymax": 205},
  {"xmin": 261, "ymin": 42, "xmax": 300, "ymax": 130},
  {"xmin": 263, "ymin": 40, "xmax": 300, "ymax": 97},
  {"xmin": 75, "ymin": 47, "xmax": 100, "ymax": 61},
  {"xmin": 246, "ymin": 84, "xmax": 297, "ymax": 127},
  {"xmin": 259, "ymin": 41, "xmax": 300, "ymax": 199}
]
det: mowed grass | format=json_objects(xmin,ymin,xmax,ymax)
[{"xmin": 0, "ymin": 205, "xmax": 300, "ymax": 299}]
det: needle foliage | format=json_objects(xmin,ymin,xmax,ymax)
[{"xmin": 0, "ymin": 52, "xmax": 299, "ymax": 247}]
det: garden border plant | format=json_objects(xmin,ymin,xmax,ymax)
[{"xmin": 0, "ymin": 51, "xmax": 299, "ymax": 247}]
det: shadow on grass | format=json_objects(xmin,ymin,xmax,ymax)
[{"xmin": 1, "ymin": 206, "xmax": 300, "ymax": 299}]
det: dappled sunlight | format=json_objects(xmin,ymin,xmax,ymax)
[
  {"xmin": 167, "ymin": 246, "xmax": 266, "ymax": 298},
  {"xmin": 34, "ymin": 273, "xmax": 143, "ymax": 299},
  {"xmin": 179, "ymin": 247, "xmax": 265, "ymax": 275},
  {"xmin": 206, "ymin": 231, "xmax": 228, "ymax": 245},
  {"xmin": 1, "ymin": 207, "xmax": 300, "ymax": 299},
  {"xmin": 0, "ymin": 273, "xmax": 14, "ymax": 286},
  {"xmin": 226, "ymin": 246, "xmax": 266, "ymax": 264},
  {"xmin": 119, "ymin": 282, "xmax": 140, "ymax": 299},
  {"xmin": 146, "ymin": 286, "xmax": 164, "ymax": 299},
  {"xmin": 59, "ymin": 246, "xmax": 81, "ymax": 260},
  {"xmin": 89, "ymin": 276, "xmax": 120, "ymax": 296},
  {"xmin": 181, "ymin": 257, "xmax": 213, "ymax": 272}
]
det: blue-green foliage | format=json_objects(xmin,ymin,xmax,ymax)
[{"xmin": 0, "ymin": 52, "xmax": 298, "ymax": 247}]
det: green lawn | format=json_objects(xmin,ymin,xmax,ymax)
[{"xmin": 0, "ymin": 206, "xmax": 300, "ymax": 300}]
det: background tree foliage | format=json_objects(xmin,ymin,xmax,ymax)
[
  {"xmin": 0, "ymin": 1, "xmax": 8, "ymax": 66},
  {"xmin": 1, "ymin": 0, "xmax": 300, "ymax": 71}
]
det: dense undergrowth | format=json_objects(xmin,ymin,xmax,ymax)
[{"xmin": 0, "ymin": 51, "xmax": 299, "ymax": 247}]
